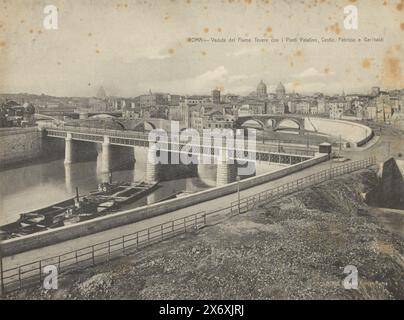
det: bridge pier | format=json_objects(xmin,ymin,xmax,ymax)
[
  {"xmin": 79, "ymin": 111, "xmax": 89, "ymax": 120},
  {"xmin": 64, "ymin": 133, "xmax": 73, "ymax": 164},
  {"xmin": 146, "ymin": 143, "xmax": 160, "ymax": 183},
  {"xmin": 100, "ymin": 136, "xmax": 111, "ymax": 174},
  {"xmin": 216, "ymin": 148, "xmax": 236, "ymax": 186},
  {"xmin": 64, "ymin": 164, "xmax": 73, "ymax": 193}
]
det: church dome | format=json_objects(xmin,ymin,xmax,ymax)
[
  {"xmin": 276, "ymin": 82, "xmax": 286, "ymax": 97},
  {"xmin": 96, "ymin": 86, "xmax": 107, "ymax": 100},
  {"xmin": 257, "ymin": 80, "xmax": 267, "ymax": 91},
  {"xmin": 276, "ymin": 82, "xmax": 285, "ymax": 92}
]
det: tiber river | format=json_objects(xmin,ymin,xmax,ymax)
[
  {"xmin": 0, "ymin": 151, "xmax": 276, "ymax": 225},
  {"xmin": 0, "ymin": 144, "xmax": 402, "ymax": 239}
]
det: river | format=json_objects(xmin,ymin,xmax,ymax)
[
  {"xmin": 0, "ymin": 155, "xmax": 277, "ymax": 225},
  {"xmin": 0, "ymin": 158, "xmax": 206, "ymax": 225}
]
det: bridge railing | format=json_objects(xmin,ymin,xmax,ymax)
[
  {"xmin": 0, "ymin": 211, "xmax": 207, "ymax": 295},
  {"xmin": 43, "ymin": 123, "xmax": 150, "ymax": 140},
  {"xmin": 43, "ymin": 124, "xmax": 316, "ymax": 157}
]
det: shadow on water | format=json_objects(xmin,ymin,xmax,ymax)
[{"xmin": 0, "ymin": 157, "xmax": 213, "ymax": 225}]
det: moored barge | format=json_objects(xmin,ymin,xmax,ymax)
[{"xmin": 0, "ymin": 180, "xmax": 158, "ymax": 239}]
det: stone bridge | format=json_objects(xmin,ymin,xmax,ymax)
[
  {"xmin": 63, "ymin": 118, "xmax": 187, "ymax": 132},
  {"xmin": 235, "ymin": 114, "xmax": 306, "ymax": 133},
  {"xmin": 36, "ymin": 110, "xmax": 123, "ymax": 120}
]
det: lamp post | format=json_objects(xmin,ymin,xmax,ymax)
[{"xmin": 236, "ymin": 175, "xmax": 241, "ymax": 214}]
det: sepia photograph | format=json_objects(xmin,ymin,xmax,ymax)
[{"xmin": 0, "ymin": 0, "xmax": 403, "ymax": 310}]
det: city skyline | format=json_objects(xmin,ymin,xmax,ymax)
[
  {"xmin": 0, "ymin": 0, "xmax": 403, "ymax": 97},
  {"xmin": 0, "ymin": 79, "xmax": 400, "ymax": 100}
]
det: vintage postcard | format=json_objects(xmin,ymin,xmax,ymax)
[{"xmin": 0, "ymin": 0, "xmax": 403, "ymax": 307}]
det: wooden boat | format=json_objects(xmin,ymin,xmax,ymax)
[
  {"xmin": 89, "ymin": 181, "xmax": 159, "ymax": 205},
  {"xmin": 0, "ymin": 180, "xmax": 159, "ymax": 239},
  {"xmin": 62, "ymin": 199, "xmax": 117, "ymax": 225}
]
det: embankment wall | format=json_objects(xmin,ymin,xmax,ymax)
[{"xmin": 0, "ymin": 128, "xmax": 42, "ymax": 167}]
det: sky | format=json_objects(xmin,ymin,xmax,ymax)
[{"xmin": 0, "ymin": 0, "xmax": 403, "ymax": 97}]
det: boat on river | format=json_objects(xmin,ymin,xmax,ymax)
[
  {"xmin": 0, "ymin": 180, "xmax": 159, "ymax": 239},
  {"xmin": 89, "ymin": 180, "xmax": 159, "ymax": 205}
]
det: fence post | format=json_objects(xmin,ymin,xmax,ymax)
[
  {"xmin": 161, "ymin": 224, "xmax": 164, "ymax": 240},
  {"xmin": 39, "ymin": 260, "xmax": 42, "ymax": 284},
  {"xmin": 19, "ymin": 267, "xmax": 22, "ymax": 289},
  {"xmin": 122, "ymin": 235, "xmax": 125, "ymax": 253},
  {"xmin": 91, "ymin": 246, "xmax": 95, "ymax": 265},
  {"xmin": 203, "ymin": 214, "xmax": 207, "ymax": 226}
]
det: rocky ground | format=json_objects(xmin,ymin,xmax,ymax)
[{"xmin": 6, "ymin": 169, "xmax": 404, "ymax": 300}]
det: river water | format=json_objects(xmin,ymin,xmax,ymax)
[
  {"xmin": 0, "ymin": 159, "xmax": 205, "ymax": 225},
  {"xmin": 0, "ymin": 154, "xmax": 277, "ymax": 225},
  {"xmin": 2, "ymin": 151, "xmax": 402, "ymax": 241}
]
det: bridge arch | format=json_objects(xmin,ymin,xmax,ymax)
[
  {"xmin": 89, "ymin": 114, "xmax": 118, "ymax": 119},
  {"xmin": 34, "ymin": 113, "xmax": 58, "ymax": 121},
  {"xmin": 275, "ymin": 118, "xmax": 302, "ymax": 131},
  {"xmin": 238, "ymin": 118, "xmax": 265, "ymax": 130},
  {"xmin": 112, "ymin": 120, "xmax": 126, "ymax": 130},
  {"xmin": 133, "ymin": 121, "xmax": 157, "ymax": 131}
]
